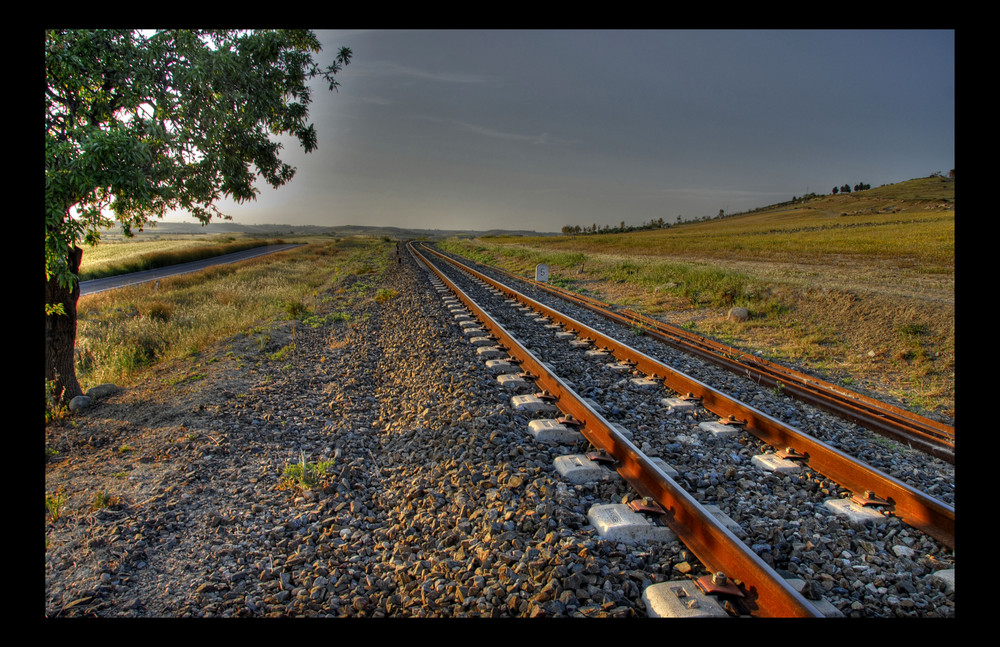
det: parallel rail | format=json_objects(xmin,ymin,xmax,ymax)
[
  {"xmin": 410, "ymin": 242, "xmax": 825, "ymax": 617},
  {"xmin": 433, "ymin": 247, "xmax": 955, "ymax": 464},
  {"xmin": 417, "ymin": 243, "xmax": 955, "ymax": 551}
]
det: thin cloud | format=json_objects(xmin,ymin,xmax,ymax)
[
  {"xmin": 361, "ymin": 60, "xmax": 491, "ymax": 85},
  {"xmin": 419, "ymin": 116, "xmax": 571, "ymax": 146},
  {"xmin": 355, "ymin": 95, "xmax": 394, "ymax": 106}
]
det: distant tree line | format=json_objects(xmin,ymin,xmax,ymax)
[
  {"xmin": 561, "ymin": 217, "xmax": 672, "ymax": 236},
  {"xmin": 559, "ymin": 172, "xmax": 954, "ymax": 236},
  {"xmin": 832, "ymin": 182, "xmax": 871, "ymax": 194}
]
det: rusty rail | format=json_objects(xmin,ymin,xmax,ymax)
[
  {"xmin": 417, "ymin": 243, "xmax": 955, "ymax": 550},
  {"xmin": 430, "ymin": 246, "xmax": 955, "ymax": 464},
  {"xmin": 411, "ymin": 242, "xmax": 825, "ymax": 617}
]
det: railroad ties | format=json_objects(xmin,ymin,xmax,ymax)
[
  {"xmin": 411, "ymin": 242, "xmax": 834, "ymax": 618},
  {"xmin": 418, "ymin": 243, "xmax": 954, "ymax": 550},
  {"xmin": 411, "ymin": 241, "xmax": 956, "ymax": 618},
  {"xmin": 453, "ymin": 248, "xmax": 956, "ymax": 465}
]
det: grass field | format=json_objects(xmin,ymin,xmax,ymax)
[
  {"xmin": 438, "ymin": 176, "xmax": 955, "ymax": 419},
  {"xmin": 72, "ymin": 235, "xmax": 394, "ymax": 392},
  {"xmin": 64, "ymin": 176, "xmax": 954, "ymax": 421},
  {"xmin": 77, "ymin": 233, "xmax": 283, "ymax": 281}
]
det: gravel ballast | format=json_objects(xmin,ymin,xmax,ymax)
[{"xmin": 43, "ymin": 245, "xmax": 955, "ymax": 618}]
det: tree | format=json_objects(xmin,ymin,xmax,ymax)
[{"xmin": 45, "ymin": 29, "xmax": 352, "ymax": 403}]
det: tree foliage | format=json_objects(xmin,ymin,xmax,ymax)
[
  {"xmin": 45, "ymin": 29, "xmax": 351, "ymax": 288},
  {"xmin": 44, "ymin": 29, "xmax": 351, "ymax": 401}
]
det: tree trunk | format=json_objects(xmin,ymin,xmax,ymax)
[{"xmin": 45, "ymin": 245, "xmax": 84, "ymax": 403}]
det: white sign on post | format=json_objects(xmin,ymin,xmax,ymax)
[{"xmin": 535, "ymin": 263, "xmax": 549, "ymax": 282}]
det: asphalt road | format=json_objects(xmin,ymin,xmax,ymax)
[{"xmin": 79, "ymin": 244, "xmax": 303, "ymax": 296}]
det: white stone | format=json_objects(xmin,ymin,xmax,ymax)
[
  {"xmin": 530, "ymin": 420, "xmax": 584, "ymax": 444},
  {"xmin": 631, "ymin": 377, "xmax": 660, "ymax": 390},
  {"xmin": 642, "ymin": 581, "xmax": 729, "ymax": 618},
  {"xmin": 891, "ymin": 544, "xmax": 916, "ymax": 558},
  {"xmin": 511, "ymin": 394, "xmax": 558, "ymax": 413},
  {"xmin": 497, "ymin": 374, "xmax": 532, "ymax": 391},
  {"xmin": 587, "ymin": 504, "xmax": 677, "ymax": 543},
  {"xmin": 554, "ymin": 454, "xmax": 612, "ymax": 482},
  {"xmin": 661, "ymin": 397, "xmax": 697, "ymax": 412},
  {"xmin": 929, "ymin": 569, "xmax": 955, "ymax": 594},
  {"xmin": 484, "ymin": 359, "xmax": 519, "ymax": 374},
  {"xmin": 752, "ymin": 453, "xmax": 802, "ymax": 474},
  {"xmin": 698, "ymin": 421, "xmax": 742, "ymax": 438},
  {"xmin": 824, "ymin": 498, "xmax": 886, "ymax": 523}
]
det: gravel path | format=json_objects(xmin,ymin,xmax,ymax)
[{"xmin": 43, "ymin": 245, "xmax": 955, "ymax": 618}]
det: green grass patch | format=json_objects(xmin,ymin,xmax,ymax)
[
  {"xmin": 46, "ymin": 489, "xmax": 68, "ymax": 522},
  {"xmin": 279, "ymin": 452, "xmax": 337, "ymax": 492},
  {"xmin": 268, "ymin": 343, "xmax": 296, "ymax": 362},
  {"xmin": 91, "ymin": 491, "xmax": 119, "ymax": 511},
  {"xmin": 441, "ymin": 238, "xmax": 769, "ymax": 310},
  {"xmin": 74, "ymin": 237, "xmax": 396, "ymax": 391}
]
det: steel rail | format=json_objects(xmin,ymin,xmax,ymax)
[
  {"xmin": 435, "ymin": 247, "xmax": 955, "ymax": 463},
  {"xmin": 618, "ymin": 306, "xmax": 955, "ymax": 458},
  {"xmin": 410, "ymin": 242, "xmax": 825, "ymax": 617},
  {"xmin": 417, "ymin": 243, "xmax": 955, "ymax": 550}
]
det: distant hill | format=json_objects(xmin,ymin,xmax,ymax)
[
  {"xmin": 747, "ymin": 175, "xmax": 954, "ymax": 218},
  {"xmin": 112, "ymin": 176, "xmax": 953, "ymax": 240},
  {"xmin": 134, "ymin": 220, "xmax": 558, "ymax": 239}
]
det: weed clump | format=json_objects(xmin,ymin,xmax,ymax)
[
  {"xmin": 46, "ymin": 489, "xmax": 68, "ymax": 521},
  {"xmin": 374, "ymin": 288, "xmax": 398, "ymax": 303},
  {"xmin": 283, "ymin": 300, "xmax": 309, "ymax": 319},
  {"xmin": 279, "ymin": 452, "xmax": 337, "ymax": 492}
]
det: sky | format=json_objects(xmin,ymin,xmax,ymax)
[{"xmin": 163, "ymin": 29, "xmax": 955, "ymax": 234}]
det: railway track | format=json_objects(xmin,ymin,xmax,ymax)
[
  {"xmin": 408, "ymin": 241, "xmax": 955, "ymax": 618},
  {"xmin": 433, "ymin": 247, "xmax": 955, "ymax": 464}
]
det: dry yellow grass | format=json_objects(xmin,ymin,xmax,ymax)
[
  {"xmin": 74, "ymin": 236, "xmax": 393, "ymax": 391},
  {"xmin": 441, "ymin": 177, "xmax": 955, "ymax": 420}
]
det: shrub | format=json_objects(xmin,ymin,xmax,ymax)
[
  {"xmin": 283, "ymin": 300, "xmax": 309, "ymax": 319},
  {"xmin": 92, "ymin": 491, "xmax": 118, "ymax": 510},
  {"xmin": 46, "ymin": 489, "xmax": 68, "ymax": 521},
  {"xmin": 146, "ymin": 300, "xmax": 173, "ymax": 322}
]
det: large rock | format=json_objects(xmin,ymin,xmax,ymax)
[
  {"xmin": 68, "ymin": 395, "xmax": 92, "ymax": 412},
  {"xmin": 728, "ymin": 307, "xmax": 750, "ymax": 322},
  {"xmin": 86, "ymin": 383, "xmax": 121, "ymax": 399}
]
